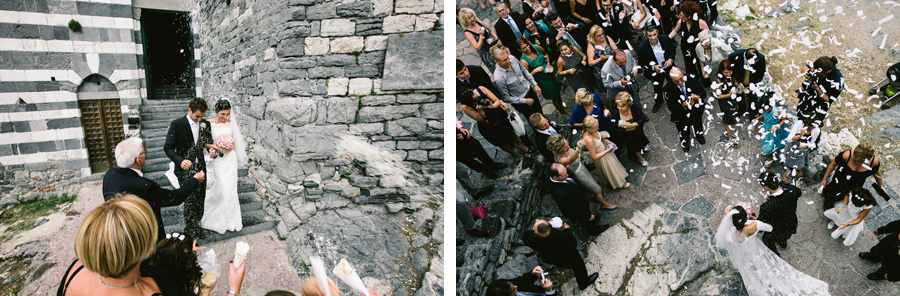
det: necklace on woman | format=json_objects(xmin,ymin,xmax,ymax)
[{"xmin": 99, "ymin": 275, "xmax": 140, "ymax": 289}]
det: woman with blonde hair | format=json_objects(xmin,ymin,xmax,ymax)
[
  {"xmin": 57, "ymin": 194, "xmax": 175, "ymax": 295},
  {"xmin": 609, "ymin": 92, "xmax": 650, "ymax": 165},
  {"xmin": 583, "ymin": 116, "xmax": 631, "ymax": 188},
  {"xmin": 568, "ymin": 88, "xmax": 609, "ymax": 127},
  {"xmin": 586, "ymin": 25, "xmax": 618, "ymax": 92},
  {"xmin": 547, "ymin": 134, "xmax": 617, "ymax": 209},
  {"xmin": 820, "ymin": 143, "xmax": 886, "ymax": 211},
  {"xmin": 459, "ymin": 8, "xmax": 499, "ymax": 73}
]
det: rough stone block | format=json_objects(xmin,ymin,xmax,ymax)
[
  {"xmin": 420, "ymin": 103, "xmax": 442, "ymax": 119},
  {"xmin": 277, "ymin": 79, "xmax": 327, "ymax": 96},
  {"xmin": 320, "ymin": 19, "xmax": 356, "ymax": 36},
  {"xmin": 369, "ymin": 187, "xmax": 397, "ymax": 196},
  {"xmin": 382, "ymin": 15, "xmax": 417, "ymax": 33},
  {"xmin": 428, "ymin": 149, "xmax": 443, "ymax": 159},
  {"xmin": 406, "ymin": 150, "xmax": 428, "ymax": 162},
  {"xmin": 279, "ymin": 56, "xmax": 318, "ymax": 69},
  {"xmin": 308, "ymin": 67, "xmax": 343, "ymax": 79},
  {"xmin": 317, "ymin": 54, "xmax": 357, "ymax": 66},
  {"xmin": 364, "ymin": 35, "xmax": 388, "ymax": 51},
  {"xmin": 396, "ymin": 141, "xmax": 418, "ymax": 150},
  {"xmin": 327, "ymin": 77, "xmax": 349, "ymax": 96},
  {"xmin": 415, "ymin": 14, "xmax": 439, "ymax": 31},
  {"xmin": 372, "ymin": 0, "xmax": 392, "ymax": 17},
  {"xmin": 344, "ymin": 65, "xmax": 380, "ymax": 78},
  {"xmin": 329, "ymin": 36, "xmax": 365, "ymax": 53},
  {"xmin": 355, "ymin": 19, "xmax": 382, "ymax": 36},
  {"xmin": 268, "ymin": 97, "xmax": 318, "ymax": 126},
  {"xmin": 358, "ymin": 105, "xmax": 419, "ymax": 122},
  {"xmin": 361, "ymin": 95, "xmax": 396, "ymax": 106},
  {"xmin": 396, "ymin": 94, "xmax": 436, "ymax": 104},
  {"xmin": 673, "ymin": 154, "xmax": 706, "ymax": 185},
  {"xmin": 349, "ymin": 175, "xmax": 379, "ymax": 188},
  {"xmin": 348, "ymin": 78, "xmax": 372, "ymax": 95},
  {"xmin": 336, "ymin": 1, "xmax": 371, "ymax": 17},
  {"xmin": 386, "ymin": 118, "xmax": 427, "ymax": 136},
  {"xmin": 306, "ymin": 2, "xmax": 335, "ymax": 20},
  {"xmin": 277, "ymin": 37, "xmax": 305, "ymax": 57},
  {"xmin": 419, "ymin": 140, "xmax": 442, "ymax": 149},
  {"xmin": 283, "ymin": 125, "xmax": 349, "ymax": 159},
  {"xmin": 264, "ymin": 48, "xmax": 276, "ymax": 60},
  {"xmin": 382, "ymin": 32, "xmax": 442, "ymax": 90},
  {"xmin": 323, "ymin": 97, "xmax": 357, "ymax": 124},
  {"xmin": 395, "ymin": 0, "xmax": 434, "ymax": 14},
  {"xmin": 304, "ymin": 37, "xmax": 330, "ymax": 55},
  {"xmin": 348, "ymin": 123, "xmax": 382, "ymax": 136},
  {"xmin": 341, "ymin": 187, "xmax": 361, "ymax": 198}
]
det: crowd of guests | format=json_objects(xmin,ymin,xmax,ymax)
[{"xmin": 457, "ymin": 0, "xmax": 900, "ymax": 292}]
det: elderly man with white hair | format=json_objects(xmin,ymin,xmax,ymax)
[
  {"xmin": 101, "ymin": 137, "xmax": 205, "ymax": 241},
  {"xmin": 695, "ymin": 29, "xmax": 733, "ymax": 79}
]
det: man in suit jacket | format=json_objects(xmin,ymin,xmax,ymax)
[
  {"xmin": 755, "ymin": 171, "xmax": 801, "ymax": 257},
  {"xmin": 523, "ymin": 219, "xmax": 599, "ymax": 290},
  {"xmin": 486, "ymin": 265, "xmax": 556, "ymax": 296},
  {"xmin": 494, "ymin": 3, "xmax": 527, "ymax": 59},
  {"xmin": 601, "ymin": 49, "xmax": 639, "ymax": 106},
  {"xmin": 164, "ymin": 97, "xmax": 211, "ymax": 239},
  {"xmin": 547, "ymin": 163, "xmax": 610, "ymax": 235},
  {"xmin": 102, "ymin": 137, "xmax": 205, "ymax": 241},
  {"xmin": 664, "ymin": 67, "xmax": 707, "ymax": 152},
  {"xmin": 636, "ymin": 25, "xmax": 677, "ymax": 113},
  {"xmin": 860, "ymin": 219, "xmax": 900, "ymax": 281},
  {"xmin": 529, "ymin": 114, "xmax": 558, "ymax": 161},
  {"xmin": 545, "ymin": 11, "xmax": 588, "ymax": 56},
  {"xmin": 728, "ymin": 48, "xmax": 767, "ymax": 118},
  {"xmin": 457, "ymin": 59, "xmax": 499, "ymax": 100}
]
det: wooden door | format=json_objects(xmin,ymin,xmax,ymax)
[{"xmin": 79, "ymin": 99, "xmax": 125, "ymax": 172}]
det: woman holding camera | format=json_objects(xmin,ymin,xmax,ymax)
[{"xmin": 459, "ymin": 87, "xmax": 531, "ymax": 158}]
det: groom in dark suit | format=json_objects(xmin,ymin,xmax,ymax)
[
  {"xmin": 664, "ymin": 67, "xmax": 707, "ymax": 152},
  {"xmin": 547, "ymin": 163, "xmax": 609, "ymax": 235},
  {"xmin": 756, "ymin": 171, "xmax": 801, "ymax": 257},
  {"xmin": 636, "ymin": 25, "xmax": 677, "ymax": 113},
  {"xmin": 164, "ymin": 97, "xmax": 211, "ymax": 239},
  {"xmin": 102, "ymin": 137, "xmax": 205, "ymax": 241}
]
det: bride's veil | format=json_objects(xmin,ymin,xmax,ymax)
[
  {"xmin": 715, "ymin": 209, "xmax": 747, "ymax": 249},
  {"xmin": 220, "ymin": 97, "xmax": 249, "ymax": 166}
]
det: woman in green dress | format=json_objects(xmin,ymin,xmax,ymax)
[{"xmin": 516, "ymin": 38, "xmax": 565, "ymax": 115}]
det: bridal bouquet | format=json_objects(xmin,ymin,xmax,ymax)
[{"xmin": 215, "ymin": 134, "xmax": 234, "ymax": 150}]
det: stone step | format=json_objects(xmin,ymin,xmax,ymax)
[
  {"xmin": 162, "ymin": 212, "xmax": 275, "ymax": 245},
  {"xmin": 142, "ymin": 112, "xmax": 186, "ymax": 122},
  {"xmin": 142, "ymin": 99, "xmax": 191, "ymax": 106},
  {"xmin": 161, "ymin": 199, "xmax": 265, "ymax": 226},
  {"xmin": 143, "ymin": 137, "xmax": 166, "ymax": 149},
  {"xmin": 141, "ymin": 104, "xmax": 187, "ymax": 114},
  {"xmin": 141, "ymin": 128, "xmax": 168, "ymax": 139},
  {"xmin": 141, "ymin": 119, "xmax": 172, "ymax": 130},
  {"xmin": 146, "ymin": 147, "xmax": 166, "ymax": 160}
]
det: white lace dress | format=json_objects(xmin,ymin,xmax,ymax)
[
  {"xmin": 715, "ymin": 209, "xmax": 831, "ymax": 296},
  {"xmin": 201, "ymin": 121, "xmax": 244, "ymax": 234}
]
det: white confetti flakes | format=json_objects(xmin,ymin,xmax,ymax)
[
  {"xmin": 846, "ymin": 48, "xmax": 862, "ymax": 58},
  {"xmin": 722, "ymin": 184, "xmax": 733, "ymax": 189},
  {"xmin": 879, "ymin": 14, "xmax": 895, "ymax": 25},
  {"xmin": 881, "ymin": 34, "xmax": 889, "ymax": 49},
  {"xmin": 858, "ymin": 10, "xmax": 865, "ymax": 17},
  {"xmin": 835, "ymin": 6, "xmax": 843, "ymax": 14},
  {"xmin": 873, "ymin": 26, "xmax": 882, "ymax": 37},
  {"xmin": 819, "ymin": 15, "xmax": 828, "ymax": 22}
]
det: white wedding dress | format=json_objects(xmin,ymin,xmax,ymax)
[
  {"xmin": 200, "ymin": 118, "xmax": 248, "ymax": 234},
  {"xmin": 715, "ymin": 209, "xmax": 831, "ymax": 296}
]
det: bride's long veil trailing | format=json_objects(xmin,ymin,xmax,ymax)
[
  {"xmin": 226, "ymin": 99, "xmax": 248, "ymax": 167},
  {"xmin": 714, "ymin": 209, "xmax": 831, "ymax": 296}
]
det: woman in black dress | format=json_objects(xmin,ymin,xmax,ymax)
[
  {"xmin": 608, "ymin": 91, "xmax": 650, "ymax": 165},
  {"xmin": 570, "ymin": 0, "xmax": 598, "ymax": 25},
  {"xmin": 459, "ymin": 87, "xmax": 530, "ymax": 158},
  {"xmin": 820, "ymin": 143, "xmax": 885, "ymax": 211},
  {"xmin": 714, "ymin": 59, "xmax": 741, "ymax": 147},
  {"xmin": 668, "ymin": 1, "xmax": 709, "ymax": 81}
]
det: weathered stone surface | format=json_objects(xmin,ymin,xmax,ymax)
[
  {"xmin": 348, "ymin": 78, "xmax": 373, "ymax": 95},
  {"xmin": 386, "ymin": 118, "xmax": 427, "ymax": 136},
  {"xmin": 317, "ymin": 54, "xmax": 357, "ymax": 66},
  {"xmin": 395, "ymin": 0, "xmax": 434, "ymax": 14},
  {"xmin": 396, "ymin": 94, "xmax": 436, "ymax": 104},
  {"xmin": 268, "ymin": 97, "xmax": 317, "ymax": 126},
  {"xmin": 673, "ymin": 153, "xmax": 706, "ymax": 185},
  {"xmin": 372, "ymin": 0, "xmax": 392, "ymax": 17},
  {"xmin": 277, "ymin": 79, "xmax": 328, "ymax": 96},
  {"xmin": 320, "ymin": 19, "xmax": 356, "ymax": 37},
  {"xmin": 304, "ymin": 37, "xmax": 330, "ymax": 55},
  {"xmin": 306, "ymin": 2, "xmax": 335, "ymax": 20},
  {"xmin": 382, "ymin": 15, "xmax": 417, "ymax": 33},
  {"xmin": 382, "ymin": 32, "xmax": 442, "ymax": 90},
  {"xmin": 277, "ymin": 37, "xmax": 305, "ymax": 57},
  {"xmin": 365, "ymin": 35, "xmax": 389, "ymax": 51},
  {"xmin": 358, "ymin": 105, "xmax": 419, "ymax": 122},
  {"xmin": 327, "ymin": 77, "xmax": 349, "ymax": 96},
  {"xmin": 283, "ymin": 125, "xmax": 349, "ymax": 159},
  {"xmin": 361, "ymin": 95, "xmax": 396, "ymax": 106},
  {"xmin": 682, "ymin": 195, "xmax": 716, "ymax": 218},
  {"xmin": 336, "ymin": 1, "xmax": 372, "ymax": 17},
  {"xmin": 323, "ymin": 97, "xmax": 357, "ymax": 124},
  {"xmin": 415, "ymin": 14, "xmax": 439, "ymax": 31},
  {"xmin": 330, "ymin": 36, "xmax": 365, "ymax": 53}
]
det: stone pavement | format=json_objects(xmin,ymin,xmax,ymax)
[{"xmin": 455, "ymin": 2, "xmax": 900, "ymax": 294}]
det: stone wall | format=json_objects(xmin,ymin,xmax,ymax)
[
  {"xmin": 194, "ymin": 0, "xmax": 443, "ymax": 294},
  {"xmin": 0, "ymin": 0, "xmax": 149, "ymax": 204}
]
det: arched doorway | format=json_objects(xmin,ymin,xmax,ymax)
[{"xmin": 77, "ymin": 74, "xmax": 125, "ymax": 173}]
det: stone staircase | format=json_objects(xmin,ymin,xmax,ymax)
[{"xmin": 139, "ymin": 99, "xmax": 275, "ymax": 244}]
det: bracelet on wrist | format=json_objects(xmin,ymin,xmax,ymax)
[{"xmin": 227, "ymin": 291, "xmax": 239, "ymax": 296}]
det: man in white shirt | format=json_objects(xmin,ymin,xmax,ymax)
[{"xmin": 636, "ymin": 25, "xmax": 677, "ymax": 112}]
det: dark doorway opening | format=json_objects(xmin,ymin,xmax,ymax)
[{"xmin": 141, "ymin": 9, "xmax": 195, "ymax": 100}]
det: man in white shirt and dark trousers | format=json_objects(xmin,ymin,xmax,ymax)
[{"xmin": 637, "ymin": 25, "xmax": 677, "ymax": 113}]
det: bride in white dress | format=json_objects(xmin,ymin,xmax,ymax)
[
  {"xmin": 201, "ymin": 98, "xmax": 248, "ymax": 234},
  {"xmin": 715, "ymin": 205, "xmax": 831, "ymax": 296}
]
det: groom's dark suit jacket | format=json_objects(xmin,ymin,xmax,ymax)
[
  {"xmin": 102, "ymin": 168, "xmax": 199, "ymax": 241},
  {"xmin": 164, "ymin": 116, "xmax": 210, "ymax": 178},
  {"xmin": 757, "ymin": 182, "xmax": 802, "ymax": 235}
]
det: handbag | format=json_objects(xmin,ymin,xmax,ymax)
[
  {"xmin": 468, "ymin": 205, "xmax": 488, "ymax": 219},
  {"xmin": 508, "ymin": 110, "xmax": 527, "ymax": 137}
]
